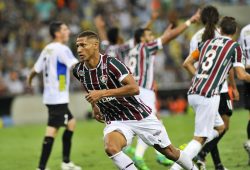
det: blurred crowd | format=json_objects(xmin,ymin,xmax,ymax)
[{"xmin": 0, "ymin": 0, "xmax": 249, "ymax": 97}]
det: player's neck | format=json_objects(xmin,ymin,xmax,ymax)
[
  {"xmin": 53, "ymin": 38, "xmax": 64, "ymax": 44},
  {"xmin": 85, "ymin": 53, "xmax": 100, "ymax": 69}
]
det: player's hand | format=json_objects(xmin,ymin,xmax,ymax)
[
  {"xmin": 232, "ymin": 88, "xmax": 240, "ymax": 101},
  {"xmin": 92, "ymin": 104, "xmax": 105, "ymax": 123},
  {"xmin": 94, "ymin": 15, "xmax": 106, "ymax": 28},
  {"xmin": 85, "ymin": 90, "xmax": 106, "ymax": 104},
  {"xmin": 26, "ymin": 76, "xmax": 32, "ymax": 89},
  {"xmin": 189, "ymin": 9, "xmax": 201, "ymax": 23}
]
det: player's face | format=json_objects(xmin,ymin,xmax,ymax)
[
  {"xmin": 59, "ymin": 24, "xmax": 70, "ymax": 43},
  {"xmin": 76, "ymin": 37, "xmax": 98, "ymax": 63},
  {"xmin": 144, "ymin": 30, "xmax": 155, "ymax": 43}
]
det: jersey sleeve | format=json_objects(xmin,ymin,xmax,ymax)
[
  {"xmin": 34, "ymin": 51, "xmax": 44, "ymax": 73},
  {"xmin": 58, "ymin": 47, "xmax": 78, "ymax": 68},
  {"xmin": 232, "ymin": 44, "xmax": 245, "ymax": 68},
  {"xmin": 72, "ymin": 62, "xmax": 81, "ymax": 81},
  {"xmin": 108, "ymin": 57, "xmax": 131, "ymax": 82},
  {"xmin": 146, "ymin": 38, "xmax": 163, "ymax": 56}
]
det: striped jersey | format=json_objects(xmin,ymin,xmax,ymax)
[
  {"xmin": 188, "ymin": 36, "xmax": 245, "ymax": 97},
  {"xmin": 189, "ymin": 27, "xmax": 229, "ymax": 93},
  {"xmin": 239, "ymin": 24, "xmax": 250, "ymax": 67},
  {"xmin": 73, "ymin": 54, "xmax": 151, "ymax": 122},
  {"xmin": 101, "ymin": 40, "xmax": 134, "ymax": 62},
  {"xmin": 127, "ymin": 38, "xmax": 162, "ymax": 90}
]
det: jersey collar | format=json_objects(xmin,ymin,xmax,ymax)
[{"xmin": 83, "ymin": 54, "xmax": 103, "ymax": 70}]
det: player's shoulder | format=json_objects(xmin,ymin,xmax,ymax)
[
  {"xmin": 240, "ymin": 24, "xmax": 250, "ymax": 36},
  {"xmin": 191, "ymin": 28, "xmax": 205, "ymax": 42}
]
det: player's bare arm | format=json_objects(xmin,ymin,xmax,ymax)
[
  {"xmin": 94, "ymin": 15, "xmax": 108, "ymax": 41},
  {"xmin": 235, "ymin": 66, "xmax": 250, "ymax": 82},
  {"xmin": 228, "ymin": 69, "xmax": 239, "ymax": 101},
  {"xmin": 27, "ymin": 67, "xmax": 38, "ymax": 87},
  {"xmin": 85, "ymin": 74, "xmax": 139, "ymax": 104},
  {"xmin": 160, "ymin": 9, "xmax": 200, "ymax": 44},
  {"xmin": 183, "ymin": 53, "xmax": 198, "ymax": 76}
]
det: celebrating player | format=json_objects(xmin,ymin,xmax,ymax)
[
  {"xmin": 239, "ymin": 24, "xmax": 250, "ymax": 166},
  {"xmin": 170, "ymin": 16, "xmax": 250, "ymax": 170},
  {"xmin": 73, "ymin": 31, "xmax": 198, "ymax": 170},
  {"xmin": 27, "ymin": 21, "xmax": 81, "ymax": 170},
  {"xmin": 126, "ymin": 10, "xmax": 200, "ymax": 170}
]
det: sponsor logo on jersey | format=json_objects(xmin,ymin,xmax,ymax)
[
  {"xmin": 78, "ymin": 70, "xmax": 84, "ymax": 76},
  {"xmin": 99, "ymin": 97, "xmax": 115, "ymax": 103}
]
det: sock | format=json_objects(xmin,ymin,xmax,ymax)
[
  {"xmin": 38, "ymin": 136, "xmax": 54, "ymax": 169},
  {"xmin": 170, "ymin": 140, "xmax": 202, "ymax": 170},
  {"xmin": 110, "ymin": 151, "xmax": 137, "ymax": 170},
  {"xmin": 62, "ymin": 129, "xmax": 73, "ymax": 163},
  {"xmin": 198, "ymin": 130, "xmax": 225, "ymax": 160},
  {"xmin": 210, "ymin": 146, "xmax": 223, "ymax": 169},
  {"xmin": 134, "ymin": 138, "xmax": 148, "ymax": 158},
  {"xmin": 247, "ymin": 120, "xmax": 250, "ymax": 139},
  {"xmin": 170, "ymin": 151, "xmax": 198, "ymax": 170}
]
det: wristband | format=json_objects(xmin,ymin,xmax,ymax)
[{"xmin": 185, "ymin": 20, "xmax": 191, "ymax": 27}]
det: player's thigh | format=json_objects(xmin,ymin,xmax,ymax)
[
  {"xmin": 45, "ymin": 126, "xmax": 58, "ymax": 137},
  {"xmin": 104, "ymin": 121, "xmax": 134, "ymax": 149},
  {"xmin": 130, "ymin": 114, "xmax": 171, "ymax": 149},
  {"xmin": 188, "ymin": 94, "xmax": 220, "ymax": 137},
  {"xmin": 221, "ymin": 114, "xmax": 230, "ymax": 131},
  {"xmin": 214, "ymin": 112, "xmax": 225, "ymax": 133},
  {"xmin": 138, "ymin": 87, "xmax": 157, "ymax": 114}
]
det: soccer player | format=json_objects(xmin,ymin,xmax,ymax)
[
  {"xmin": 170, "ymin": 16, "xmax": 250, "ymax": 170},
  {"xmin": 27, "ymin": 21, "xmax": 81, "ymax": 170},
  {"xmin": 185, "ymin": 6, "xmax": 239, "ymax": 170},
  {"xmin": 73, "ymin": 31, "xmax": 198, "ymax": 170},
  {"xmin": 239, "ymin": 24, "xmax": 250, "ymax": 165},
  {"xmin": 126, "ymin": 10, "xmax": 200, "ymax": 170}
]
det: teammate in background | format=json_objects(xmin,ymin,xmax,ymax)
[
  {"xmin": 185, "ymin": 6, "xmax": 239, "ymax": 170},
  {"xmin": 170, "ymin": 16, "xmax": 250, "ymax": 170},
  {"xmin": 239, "ymin": 24, "xmax": 250, "ymax": 165},
  {"xmin": 127, "ymin": 10, "xmax": 200, "ymax": 170},
  {"xmin": 27, "ymin": 21, "xmax": 81, "ymax": 170},
  {"xmin": 73, "ymin": 31, "xmax": 198, "ymax": 170}
]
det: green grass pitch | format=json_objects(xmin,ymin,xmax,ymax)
[{"xmin": 0, "ymin": 109, "xmax": 249, "ymax": 170}]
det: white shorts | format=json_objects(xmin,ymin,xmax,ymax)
[
  {"xmin": 138, "ymin": 87, "xmax": 157, "ymax": 115},
  {"xmin": 188, "ymin": 94, "xmax": 224, "ymax": 137},
  {"xmin": 103, "ymin": 114, "xmax": 171, "ymax": 148}
]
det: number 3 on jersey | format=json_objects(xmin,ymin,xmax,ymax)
[{"xmin": 202, "ymin": 49, "xmax": 217, "ymax": 71}]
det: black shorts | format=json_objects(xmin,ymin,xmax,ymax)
[
  {"xmin": 46, "ymin": 104, "xmax": 73, "ymax": 128},
  {"xmin": 219, "ymin": 92, "xmax": 233, "ymax": 117},
  {"xmin": 244, "ymin": 68, "xmax": 250, "ymax": 110}
]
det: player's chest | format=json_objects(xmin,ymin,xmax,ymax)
[{"xmin": 78, "ymin": 68, "xmax": 109, "ymax": 89}]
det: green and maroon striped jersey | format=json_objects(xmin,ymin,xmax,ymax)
[
  {"xmin": 73, "ymin": 54, "xmax": 151, "ymax": 122},
  {"xmin": 127, "ymin": 38, "xmax": 162, "ymax": 90},
  {"xmin": 188, "ymin": 36, "xmax": 245, "ymax": 97}
]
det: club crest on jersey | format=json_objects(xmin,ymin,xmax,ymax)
[
  {"xmin": 78, "ymin": 70, "xmax": 85, "ymax": 76},
  {"xmin": 99, "ymin": 75, "xmax": 108, "ymax": 84}
]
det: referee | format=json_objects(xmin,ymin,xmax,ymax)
[{"xmin": 27, "ymin": 21, "xmax": 81, "ymax": 170}]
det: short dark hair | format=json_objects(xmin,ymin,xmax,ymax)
[
  {"xmin": 77, "ymin": 30, "xmax": 99, "ymax": 40},
  {"xmin": 220, "ymin": 16, "xmax": 237, "ymax": 35},
  {"xmin": 49, "ymin": 21, "xmax": 64, "ymax": 39},
  {"xmin": 107, "ymin": 27, "xmax": 119, "ymax": 44},
  {"xmin": 134, "ymin": 28, "xmax": 150, "ymax": 44}
]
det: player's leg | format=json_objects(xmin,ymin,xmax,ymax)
[
  {"xmin": 61, "ymin": 104, "xmax": 81, "ymax": 170},
  {"xmin": 104, "ymin": 122, "xmax": 137, "ymax": 170},
  {"xmin": 38, "ymin": 126, "xmax": 58, "ymax": 170},
  {"xmin": 243, "ymin": 71, "xmax": 250, "ymax": 165},
  {"xmin": 37, "ymin": 104, "xmax": 60, "ymax": 170},
  {"xmin": 170, "ymin": 95, "xmax": 221, "ymax": 170}
]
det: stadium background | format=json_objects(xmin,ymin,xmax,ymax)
[{"xmin": 0, "ymin": 0, "xmax": 250, "ymax": 169}]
